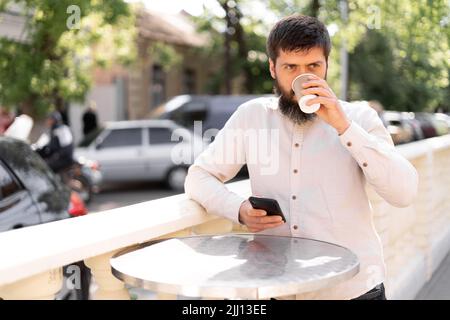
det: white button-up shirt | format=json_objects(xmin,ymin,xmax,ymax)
[{"xmin": 184, "ymin": 97, "xmax": 418, "ymax": 299}]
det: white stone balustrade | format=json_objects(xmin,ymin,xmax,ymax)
[{"xmin": 0, "ymin": 135, "xmax": 449, "ymax": 300}]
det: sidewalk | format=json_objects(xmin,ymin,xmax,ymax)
[{"xmin": 415, "ymin": 251, "xmax": 450, "ymax": 300}]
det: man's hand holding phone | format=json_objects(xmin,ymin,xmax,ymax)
[{"xmin": 238, "ymin": 197, "xmax": 285, "ymax": 233}]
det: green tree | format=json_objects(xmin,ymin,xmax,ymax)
[
  {"xmin": 192, "ymin": 0, "xmax": 273, "ymax": 94},
  {"xmin": 348, "ymin": 0, "xmax": 450, "ymax": 111},
  {"xmin": 0, "ymin": 0, "xmax": 135, "ymax": 117},
  {"xmin": 269, "ymin": 0, "xmax": 450, "ymax": 111}
]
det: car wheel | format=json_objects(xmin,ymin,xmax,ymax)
[{"xmin": 166, "ymin": 166, "xmax": 188, "ymax": 191}]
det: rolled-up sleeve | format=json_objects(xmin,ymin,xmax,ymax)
[
  {"xmin": 184, "ymin": 106, "xmax": 248, "ymax": 224},
  {"xmin": 338, "ymin": 106, "xmax": 419, "ymax": 207}
]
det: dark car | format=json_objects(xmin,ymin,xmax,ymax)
[
  {"xmin": 0, "ymin": 136, "xmax": 90, "ymax": 299},
  {"xmin": 0, "ymin": 136, "xmax": 71, "ymax": 231},
  {"xmin": 151, "ymin": 94, "xmax": 274, "ymax": 136}
]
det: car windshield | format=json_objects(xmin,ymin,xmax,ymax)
[{"xmin": 78, "ymin": 127, "xmax": 104, "ymax": 147}]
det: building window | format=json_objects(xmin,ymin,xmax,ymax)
[
  {"xmin": 183, "ymin": 68, "xmax": 196, "ymax": 94},
  {"xmin": 151, "ymin": 64, "xmax": 166, "ymax": 109}
]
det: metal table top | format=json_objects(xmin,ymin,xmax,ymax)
[{"xmin": 110, "ymin": 234, "xmax": 360, "ymax": 299}]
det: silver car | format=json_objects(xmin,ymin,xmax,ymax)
[{"xmin": 75, "ymin": 120, "xmax": 205, "ymax": 191}]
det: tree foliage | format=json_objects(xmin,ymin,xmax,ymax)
[
  {"xmin": 193, "ymin": 0, "xmax": 450, "ymax": 111},
  {"xmin": 0, "ymin": 0, "xmax": 134, "ymax": 116}
]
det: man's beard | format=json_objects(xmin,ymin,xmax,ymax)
[{"xmin": 274, "ymin": 79, "xmax": 316, "ymax": 125}]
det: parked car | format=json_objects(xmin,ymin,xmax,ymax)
[
  {"xmin": 413, "ymin": 112, "xmax": 438, "ymax": 139},
  {"xmin": 400, "ymin": 112, "xmax": 425, "ymax": 141},
  {"xmin": 75, "ymin": 119, "xmax": 206, "ymax": 191},
  {"xmin": 0, "ymin": 136, "xmax": 89, "ymax": 299},
  {"xmin": 431, "ymin": 113, "xmax": 450, "ymax": 136},
  {"xmin": 1, "ymin": 136, "xmax": 72, "ymax": 231},
  {"xmin": 380, "ymin": 111, "xmax": 415, "ymax": 145}
]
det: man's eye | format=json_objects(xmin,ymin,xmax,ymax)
[
  {"xmin": 285, "ymin": 65, "xmax": 295, "ymax": 70},
  {"xmin": 309, "ymin": 64, "xmax": 319, "ymax": 68}
]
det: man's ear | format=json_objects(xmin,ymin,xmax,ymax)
[{"xmin": 269, "ymin": 59, "xmax": 276, "ymax": 79}]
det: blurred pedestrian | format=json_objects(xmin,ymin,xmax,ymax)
[
  {"xmin": 82, "ymin": 101, "xmax": 98, "ymax": 137},
  {"xmin": 35, "ymin": 111, "xmax": 74, "ymax": 173}
]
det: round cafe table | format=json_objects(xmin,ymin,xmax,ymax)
[{"xmin": 110, "ymin": 234, "xmax": 359, "ymax": 299}]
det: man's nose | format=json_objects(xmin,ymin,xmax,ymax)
[{"xmin": 296, "ymin": 67, "xmax": 310, "ymax": 75}]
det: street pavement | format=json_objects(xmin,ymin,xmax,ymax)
[
  {"xmin": 87, "ymin": 182, "xmax": 179, "ymax": 213},
  {"xmin": 415, "ymin": 251, "xmax": 450, "ymax": 300}
]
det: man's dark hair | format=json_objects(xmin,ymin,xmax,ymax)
[{"xmin": 267, "ymin": 15, "xmax": 331, "ymax": 63}]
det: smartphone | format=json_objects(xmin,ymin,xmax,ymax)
[{"xmin": 248, "ymin": 196, "xmax": 286, "ymax": 222}]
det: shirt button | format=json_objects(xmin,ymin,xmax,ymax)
[
  {"xmin": 347, "ymin": 142, "xmax": 352, "ymax": 147},
  {"xmin": 292, "ymin": 195, "xmax": 297, "ymax": 200},
  {"xmin": 294, "ymin": 143, "xmax": 299, "ymax": 147},
  {"xmin": 293, "ymin": 225, "xmax": 298, "ymax": 230},
  {"xmin": 293, "ymin": 169, "xmax": 298, "ymax": 174},
  {"xmin": 363, "ymin": 162, "xmax": 368, "ymax": 167}
]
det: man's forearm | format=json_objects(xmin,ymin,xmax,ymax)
[{"xmin": 184, "ymin": 165, "xmax": 246, "ymax": 224}]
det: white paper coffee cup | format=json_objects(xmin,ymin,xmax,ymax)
[
  {"xmin": 291, "ymin": 73, "xmax": 321, "ymax": 114},
  {"xmin": 299, "ymin": 94, "xmax": 320, "ymax": 114}
]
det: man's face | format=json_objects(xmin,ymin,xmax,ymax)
[{"xmin": 269, "ymin": 47, "xmax": 328, "ymax": 124}]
